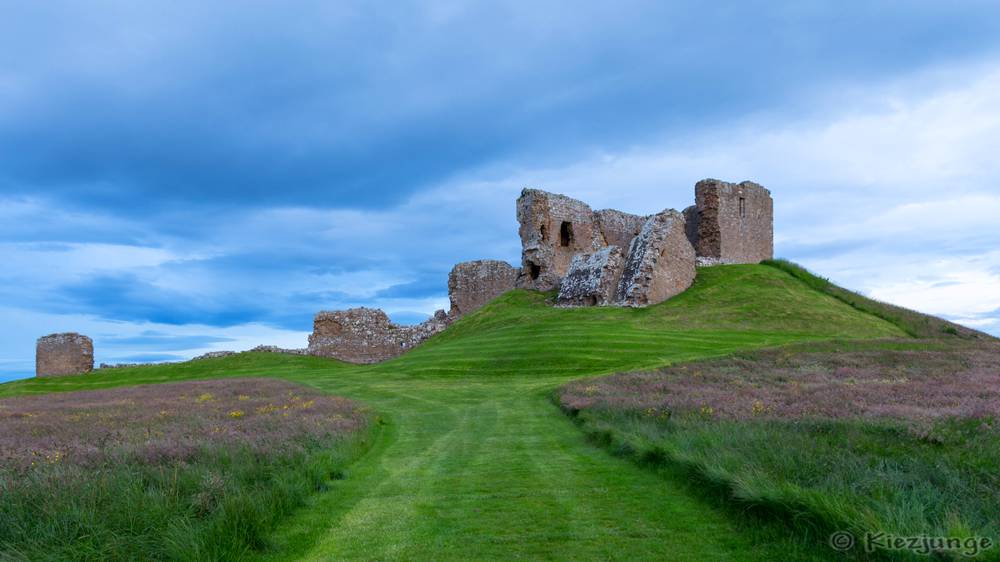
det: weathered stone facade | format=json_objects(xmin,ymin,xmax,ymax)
[
  {"xmin": 36, "ymin": 333, "xmax": 94, "ymax": 377},
  {"xmin": 557, "ymin": 246, "xmax": 625, "ymax": 306},
  {"xmin": 593, "ymin": 209, "xmax": 647, "ymax": 250},
  {"xmin": 448, "ymin": 260, "xmax": 519, "ymax": 319},
  {"xmin": 615, "ymin": 210, "xmax": 696, "ymax": 306},
  {"xmin": 691, "ymin": 179, "xmax": 773, "ymax": 264},
  {"xmin": 308, "ymin": 307, "xmax": 449, "ymax": 364},
  {"xmin": 515, "ymin": 189, "xmax": 603, "ymax": 291}
]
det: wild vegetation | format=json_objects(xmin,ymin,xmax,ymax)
[
  {"xmin": 0, "ymin": 264, "xmax": 980, "ymax": 560},
  {"xmin": 0, "ymin": 378, "xmax": 372, "ymax": 561},
  {"xmin": 558, "ymin": 270, "xmax": 1000, "ymax": 560}
]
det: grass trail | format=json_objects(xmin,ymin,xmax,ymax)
[
  {"xmin": 0, "ymin": 265, "xmax": 907, "ymax": 560},
  {"xmin": 260, "ymin": 373, "xmax": 828, "ymax": 561}
]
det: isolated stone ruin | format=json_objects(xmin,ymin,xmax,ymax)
[
  {"xmin": 307, "ymin": 307, "xmax": 450, "ymax": 364},
  {"xmin": 35, "ymin": 178, "xmax": 773, "ymax": 372},
  {"xmin": 307, "ymin": 178, "xmax": 773, "ymax": 364},
  {"xmin": 35, "ymin": 333, "xmax": 94, "ymax": 377},
  {"xmin": 447, "ymin": 260, "xmax": 519, "ymax": 319}
]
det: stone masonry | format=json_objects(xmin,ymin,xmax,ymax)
[
  {"xmin": 615, "ymin": 210, "xmax": 696, "ymax": 306},
  {"xmin": 690, "ymin": 179, "xmax": 773, "ymax": 264},
  {"xmin": 36, "ymin": 333, "xmax": 94, "ymax": 377},
  {"xmin": 448, "ymin": 260, "xmax": 519, "ymax": 319},
  {"xmin": 308, "ymin": 307, "xmax": 449, "ymax": 364},
  {"xmin": 515, "ymin": 189, "xmax": 604, "ymax": 291},
  {"xmin": 557, "ymin": 246, "xmax": 625, "ymax": 306}
]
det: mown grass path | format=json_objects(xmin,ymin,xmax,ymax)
[
  {"xmin": 260, "ymin": 374, "xmax": 798, "ymax": 561},
  {"xmin": 0, "ymin": 266, "xmax": 905, "ymax": 560}
]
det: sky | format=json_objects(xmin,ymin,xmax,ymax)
[{"xmin": 3, "ymin": 1, "xmax": 1000, "ymax": 381}]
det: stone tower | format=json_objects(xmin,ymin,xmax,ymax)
[{"xmin": 687, "ymin": 179, "xmax": 773, "ymax": 264}]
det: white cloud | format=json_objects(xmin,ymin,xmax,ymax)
[{"xmin": 426, "ymin": 58, "xmax": 1000, "ymax": 333}]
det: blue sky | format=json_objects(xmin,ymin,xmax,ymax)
[{"xmin": 3, "ymin": 1, "xmax": 1000, "ymax": 381}]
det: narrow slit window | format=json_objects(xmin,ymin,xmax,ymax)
[{"xmin": 739, "ymin": 197, "xmax": 746, "ymax": 218}]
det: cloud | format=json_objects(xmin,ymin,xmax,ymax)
[
  {"xmin": 4, "ymin": 2, "xmax": 1000, "ymax": 215},
  {"xmin": 3, "ymin": 3, "xmax": 1000, "ymax": 379},
  {"xmin": 100, "ymin": 331, "xmax": 236, "ymax": 351}
]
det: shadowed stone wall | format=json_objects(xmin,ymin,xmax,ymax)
[
  {"xmin": 448, "ymin": 260, "xmax": 519, "ymax": 319},
  {"xmin": 36, "ymin": 333, "xmax": 94, "ymax": 377},
  {"xmin": 692, "ymin": 179, "xmax": 773, "ymax": 264}
]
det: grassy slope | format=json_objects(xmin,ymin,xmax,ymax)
[{"xmin": 0, "ymin": 265, "xmax": 905, "ymax": 561}]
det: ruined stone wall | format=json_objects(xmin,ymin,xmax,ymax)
[
  {"xmin": 307, "ymin": 308, "xmax": 448, "ymax": 364},
  {"xmin": 557, "ymin": 246, "xmax": 625, "ymax": 306},
  {"xmin": 593, "ymin": 209, "xmax": 646, "ymax": 250},
  {"xmin": 515, "ymin": 189, "xmax": 603, "ymax": 291},
  {"xmin": 448, "ymin": 260, "xmax": 518, "ymax": 319},
  {"xmin": 693, "ymin": 179, "xmax": 773, "ymax": 264},
  {"xmin": 615, "ymin": 210, "xmax": 696, "ymax": 306},
  {"xmin": 36, "ymin": 333, "xmax": 93, "ymax": 377}
]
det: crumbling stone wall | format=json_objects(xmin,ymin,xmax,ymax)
[
  {"xmin": 692, "ymin": 179, "xmax": 773, "ymax": 264},
  {"xmin": 615, "ymin": 210, "xmax": 696, "ymax": 306},
  {"xmin": 516, "ymin": 189, "xmax": 603, "ymax": 291},
  {"xmin": 593, "ymin": 209, "xmax": 646, "ymax": 250},
  {"xmin": 448, "ymin": 260, "xmax": 518, "ymax": 319},
  {"xmin": 557, "ymin": 246, "xmax": 625, "ymax": 306},
  {"xmin": 36, "ymin": 333, "xmax": 93, "ymax": 377},
  {"xmin": 308, "ymin": 308, "xmax": 449, "ymax": 364}
]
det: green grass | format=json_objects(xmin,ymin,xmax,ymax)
[
  {"xmin": 565, "ymin": 407, "xmax": 1000, "ymax": 561},
  {"xmin": 0, "ymin": 264, "xmax": 909, "ymax": 560},
  {"xmin": 0, "ymin": 436, "xmax": 375, "ymax": 561},
  {"xmin": 763, "ymin": 259, "xmax": 980, "ymax": 340}
]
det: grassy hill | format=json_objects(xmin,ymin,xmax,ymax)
[
  {"xmin": 0, "ymin": 264, "xmax": 925, "ymax": 560},
  {"xmin": 1, "ymin": 265, "xmax": 904, "ymax": 398}
]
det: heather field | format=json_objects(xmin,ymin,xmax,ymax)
[
  {"xmin": 0, "ymin": 378, "xmax": 372, "ymax": 561},
  {"xmin": 0, "ymin": 264, "xmax": 990, "ymax": 561},
  {"xmin": 558, "ymin": 339, "xmax": 1000, "ymax": 559}
]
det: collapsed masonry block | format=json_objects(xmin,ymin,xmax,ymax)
[
  {"xmin": 307, "ymin": 307, "xmax": 449, "ymax": 364},
  {"xmin": 448, "ymin": 260, "xmax": 518, "ymax": 319},
  {"xmin": 615, "ymin": 210, "xmax": 696, "ymax": 306},
  {"xmin": 692, "ymin": 179, "xmax": 773, "ymax": 264},
  {"xmin": 557, "ymin": 246, "xmax": 625, "ymax": 306},
  {"xmin": 515, "ymin": 189, "xmax": 603, "ymax": 291},
  {"xmin": 36, "ymin": 333, "xmax": 94, "ymax": 377}
]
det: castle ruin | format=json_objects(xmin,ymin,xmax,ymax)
[
  {"xmin": 307, "ymin": 178, "xmax": 773, "ymax": 364},
  {"xmin": 36, "ymin": 179, "xmax": 773, "ymax": 372}
]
